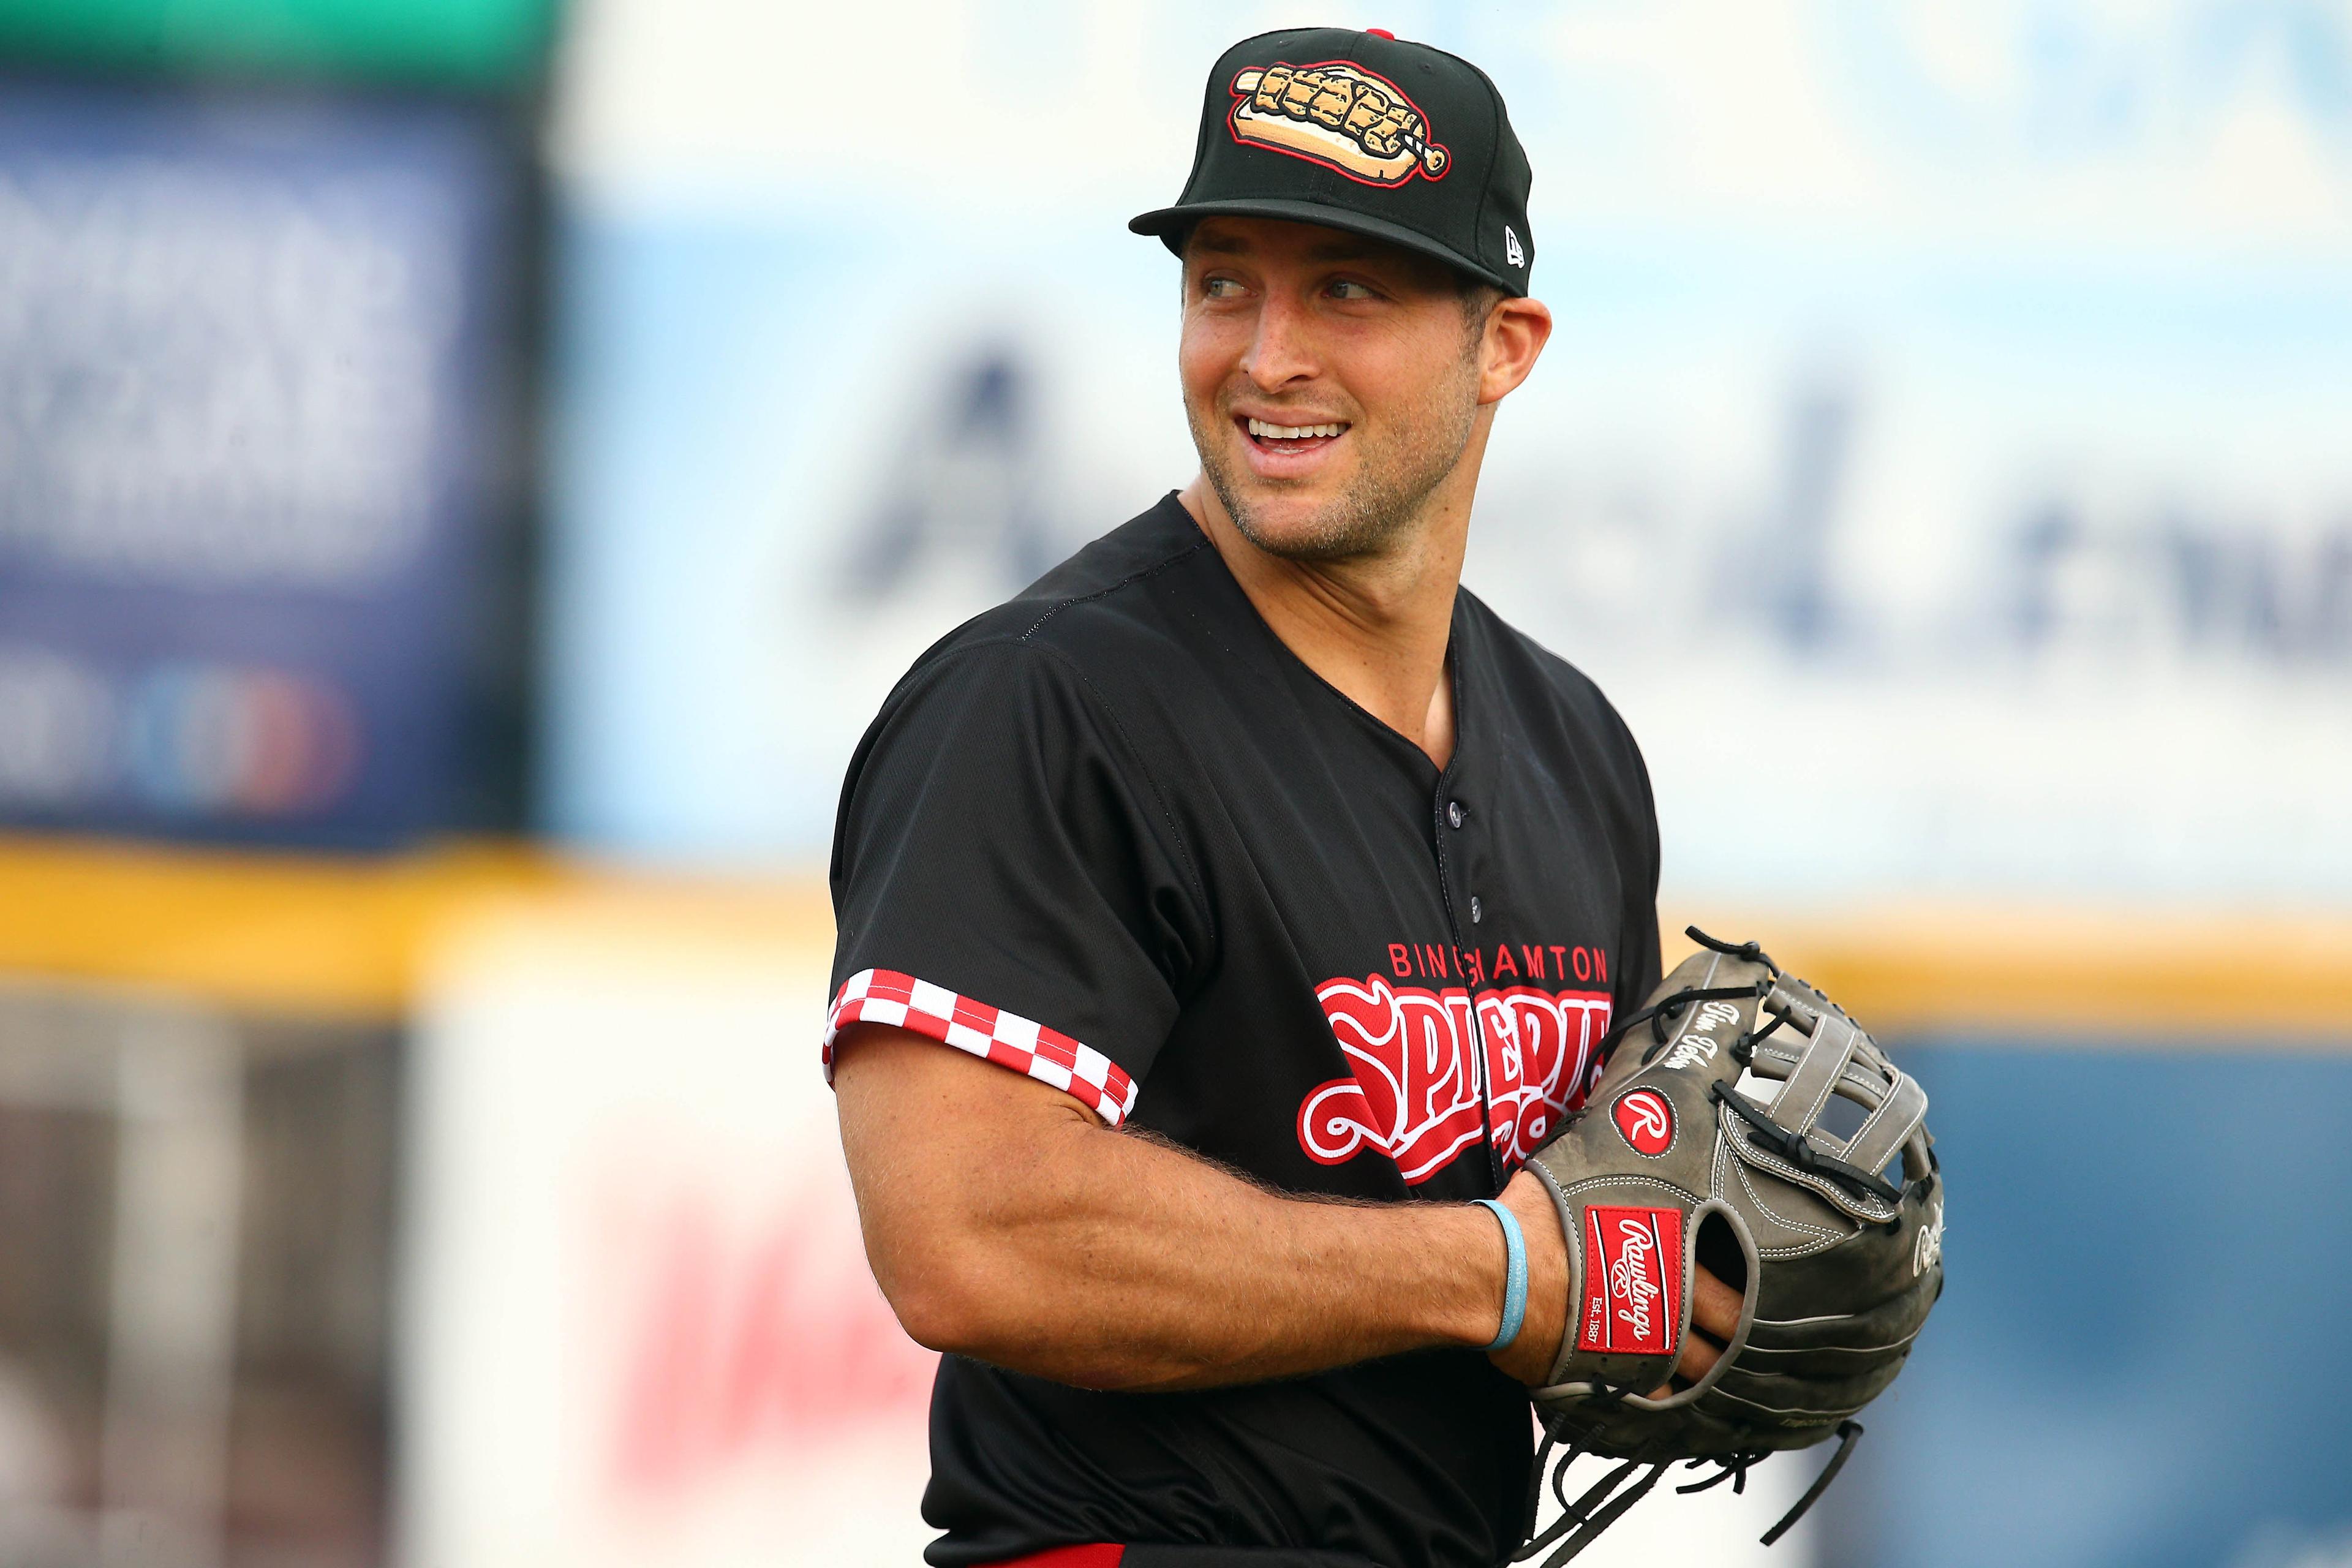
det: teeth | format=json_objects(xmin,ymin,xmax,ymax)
[{"xmin": 1248, "ymin": 418, "xmax": 1346, "ymax": 440}]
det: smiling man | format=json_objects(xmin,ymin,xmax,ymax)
[{"xmin": 825, "ymin": 26, "xmax": 1731, "ymax": 1568}]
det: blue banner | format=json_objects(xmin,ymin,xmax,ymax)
[{"xmin": 0, "ymin": 82, "xmax": 527, "ymax": 846}]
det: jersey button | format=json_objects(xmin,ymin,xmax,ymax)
[
  {"xmin": 1469, "ymin": 895, "xmax": 1483, "ymax": 923},
  {"xmin": 1447, "ymin": 801, "xmax": 1465, "ymax": 829}
]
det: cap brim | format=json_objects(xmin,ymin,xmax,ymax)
[{"xmin": 1129, "ymin": 197, "xmax": 1515, "ymax": 294}]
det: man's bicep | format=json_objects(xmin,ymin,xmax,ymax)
[
  {"xmin": 833, "ymin": 1020, "xmax": 1106, "ymax": 1158},
  {"xmin": 831, "ymin": 1022, "xmax": 1106, "ymax": 1348},
  {"xmin": 832, "ymin": 1025, "xmax": 1101, "ymax": 1243}
]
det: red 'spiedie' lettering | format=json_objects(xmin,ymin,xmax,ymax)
[{"xmin": 1297, "ymin": 977, "xmax": 1611, "ymax": 1182}]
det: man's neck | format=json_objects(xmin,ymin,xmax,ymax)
[{"xmin": 1178, "ymin": 475, "xmax": 1471, "ymax": 771}]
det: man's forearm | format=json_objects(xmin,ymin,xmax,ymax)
[{"xmin": 834, "ymin": 1026, "xmax": 1564, "ymax": 1392}]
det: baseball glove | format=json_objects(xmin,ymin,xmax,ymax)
[{"xmin": 1512, "ymin": 929, "xmax": 1945, "ymax": 1565}]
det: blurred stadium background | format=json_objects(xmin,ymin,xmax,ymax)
[{"xmin": 0, "ymin": 2, "xmax": 2348, "ymax": 1565}]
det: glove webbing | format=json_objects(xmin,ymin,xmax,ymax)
[{"xmin": 1710, "ymin": 1080, "xmax": 1904, "ymax": 1207}]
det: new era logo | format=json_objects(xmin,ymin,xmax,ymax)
[
  {"xmin": 1504, "ymin": 225, "xmax": 1524, "ymax": 268},
  {"xmin": 1578, "ymin": 1205, "xmax": 1683, "ymax": 1357}
]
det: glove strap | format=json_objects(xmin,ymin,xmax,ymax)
[{"xmin": 1474, "ymin": 1198, "xmax": 1528, "ymax": 1352}]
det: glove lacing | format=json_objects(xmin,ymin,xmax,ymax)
[
  {"xmin": 1515, "ymin": 1420, "xmax": 1866, "ymax": 1563},
  {"xmin": 1599, "ymin": 927, "xmax": 1785, "ymax": 1068}
]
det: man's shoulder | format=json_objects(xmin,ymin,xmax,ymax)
[
  {"xmin": 917, "ymin": 493, "xmax": 1220, "ymax": 679},
  {"xmin": 846, "ymin": 496, "xmax": 1221, "ymax": 832},
  {"xmin": 1458, "ymin": 589, "xmax": 1647, "ymax": 771}
]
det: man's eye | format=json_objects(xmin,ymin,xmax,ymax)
[
  {"xmin": 1202, "ymin": 276, "xmax": 1243, "ymax": 299},
  {"xmin": 1329, "ymin": 279, "xmax": 1376, "ymax": 300}
]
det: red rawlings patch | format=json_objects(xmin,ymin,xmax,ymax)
[
  {"xmin": 1578, "ymin": 1206, "xmax": 1684, "ymax": 1357},
  {"xmin": 1611, "ymin": 1088, "xmax": 1675, "ymax": 1156}
]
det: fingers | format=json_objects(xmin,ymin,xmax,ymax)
[
  {"xmin": 1673, "ymin": 1329, "xmax": 1721, "ymax": 1385},
  {"xmin": 1690, "ymin": 1262, "xmax": 1742, "ymax": 1342},
  {"xmin": 1671, "ymin": 1264, "xmax": 1743, "ymax": 1387},
  {"xmin": 1521, "ymin": 1232, "xmax": 1751, "ymax": 1398}
]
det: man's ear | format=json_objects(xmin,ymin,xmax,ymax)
[{"xmin": 1477, "ymin": 296, "xmax": 1553, "ymax": 405}]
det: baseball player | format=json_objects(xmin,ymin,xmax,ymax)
[{"xmin": 827, "ymin": 27, "xmax": 1738, "ymax": 1568}]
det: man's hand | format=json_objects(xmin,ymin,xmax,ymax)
[
  {"xmin": 1656, "ymin": 1265, "xmax": 1743, "ymax": 1393},
  {"xmin": 1485, "ymin": 1167, "xmax": 1570, "ymax": 1386},
  {"xmin": 1484, "ymin": 1166, "xmax": 1740, "ymax": 1391}
]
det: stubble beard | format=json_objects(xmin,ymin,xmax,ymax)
[{"xmin": 1186, "ymin": 365, "xmax": 1480, "ymax": 564}]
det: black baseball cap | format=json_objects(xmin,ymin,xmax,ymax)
[{"xmin": 1130, "ymin": 26, "xmax": 1534, "ymax": 295}]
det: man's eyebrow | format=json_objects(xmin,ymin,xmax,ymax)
[
  {"xmin": 1186, "ymin": 231, "xmax": 1401, "ymax": 265},
  {"xmin": 1303, "ymin": 237, "xmax": 1392, "ymax": 263},
  {"xmin": 1188, "ymin": 231, "xmax": 1250, "ymax": 255}
]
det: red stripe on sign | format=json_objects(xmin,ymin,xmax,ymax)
[{"xmin": 1578, "ymin": 1205, "xmax": 1684, "ymax": 1355}]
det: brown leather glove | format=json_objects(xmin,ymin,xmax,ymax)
[{"xmin": 1513, "ymin": 929, "xmax": 1946, "ymax": 1566}]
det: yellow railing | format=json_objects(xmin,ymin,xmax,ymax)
[
  {"xmin": 0, "ymin": 834, "xmax": 2343, "ymax": 1039},
  {"xmin": 1664, "ymin": 905, "xmax": 2352, "ymax": 1044},
  {"xmin": 0, "ymin": 832, "xmax": 573, "ymax": 1016}
]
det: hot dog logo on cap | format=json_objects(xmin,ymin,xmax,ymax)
[{"xmin": 1227, "ymin": 61, "xmax": 1450, "ymax": 187}]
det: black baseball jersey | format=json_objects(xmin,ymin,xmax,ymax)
[{"xmin": 826, "ymin": 494, "xmax": 1662, "ymax": 1568}]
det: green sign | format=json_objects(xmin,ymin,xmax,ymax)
[{"xmin": 0, "ymin": 0, "xmax": 556, "ymax": 88}]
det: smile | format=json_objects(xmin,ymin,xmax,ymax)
[
  {"xmin": 1235, "ymin": 415, "xmax": 1350, "ymax": 472},
  {"xmin": 1246, "ymin": 417, "xmax": 1349, "ymax": 440}
]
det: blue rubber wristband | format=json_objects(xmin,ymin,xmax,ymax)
[{"xmin": 1473, "ymin": 1198, "xmax": 1528, "ymax": 1353}]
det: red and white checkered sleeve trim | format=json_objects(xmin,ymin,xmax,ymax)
[{"xmin": 822, "ymin": 969, "xmax": 1142, "ymax": 1129}]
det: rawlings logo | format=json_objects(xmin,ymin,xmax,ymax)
[
  {"xmin": 1913, "ymin": 1198, "xmax": 1945, "ymax": 1277},
  {"xmin": 1298, "ymin": 979, "xmax": 1611, "ymax": 1182},
  {"xmin": 1610, "ymin": 1220, "xmax": 1663, "ymax": 1341},
  {"xmin": 1611, "ymin": 1088, "xmax": 1675, "ymax": 1156},
  {"xmin": 1579, "ymin": 1206, "xmax": 1683, "ymax": 1356}
]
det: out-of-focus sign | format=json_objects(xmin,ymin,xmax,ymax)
[
  {"xmin": 400, "ymin": 899, "xmax": 938, "ymax": 1568},
  {"xmin": 0, "ymin": 0, "xmax": 555, "ymax": 87},
  {"xmin": 541, "ymin": 1, "xmax": 2352, "ymax": 905},
  {"xmin": 0, "ymin": 83, "xmax": 528, "ymax": 846}
]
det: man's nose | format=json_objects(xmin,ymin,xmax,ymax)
[{"xmin": 1240, "ymin": 292, "xmax": 1317, "ymax": 391}]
